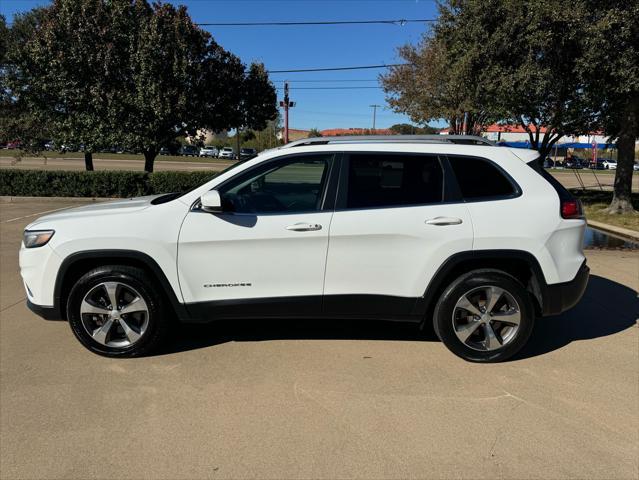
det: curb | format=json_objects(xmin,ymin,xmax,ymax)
[
  {"xmin": 587, "ymin": 219, "xmax": 639, "ymax": 242},
  {"xmin": 1, "ymin": 196, "xmax": 114, "ymax": 203}
]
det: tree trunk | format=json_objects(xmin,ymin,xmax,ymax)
[
  {"xmin": 235, "ymin": 127, "xmax": 241, "ymax": 160},
  {"xmin": 84, "ymin": 151, "xmax": 94, "ymax": 171},
  {"xmin": 144, "ymin": 149, "xmax": 157, "ymax": 173},
  {"xmin": 607, "ymin": 97, "xmax": 638, "ymax": 215}
]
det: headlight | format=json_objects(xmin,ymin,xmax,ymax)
[{"xmin": 23, "ymin": 230, "xmax": 55, "ymax": 248}]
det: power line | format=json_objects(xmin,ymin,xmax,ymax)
[
  {"xmin": 273, "ymin": 79, "xmax": 379, "ymax": 83},
  {"xmin": 197, "ymin": 19, "xmax": 435, "ymax": 26},
  {"xmin": 275, "ymin": 86, "xmax": 382, "ymax": 90},
  {"xmin": 268, "ymin": 63, "xmax": 407, "ymax": 73}
]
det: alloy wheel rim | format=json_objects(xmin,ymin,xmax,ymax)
[
  {"xmin": 80, "ymin": 281, "xmax": 149, "ymax": 348},
  {"xmin": 452, "ymin": 285, "xmax": 521, "ymax": 352}
]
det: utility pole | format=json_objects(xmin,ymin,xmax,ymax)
[
  {"xmin": 280, "ymin": 81, "xmax": 295, "ymax": 144},
  {"xmin": 369, "ymin": 104, "xmax": 381, "ymax": 132}
]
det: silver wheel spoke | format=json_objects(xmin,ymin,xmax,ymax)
[
  {"xmin": 92, "ymin": 318, "xmax": 114, "ymax": 345},
  {"xmin": 455, "ymin": 320, "xmax": 482, "ymax": 344},
  {"xmin": 80, "ymin": 300, "xmax": 110, "ymax": 316},
  {"xmin": 118, "ymin": 317, "xmax": 141, "ymax": 343},
  {"xmin": 485, "ymin": 286, "xmax": 504, "ymax": 314},
  {"xmin": 452, "ymin": 285, "xmax": 521, "ymax": 352},
  {"xmin": 81, "ymin": 281, "xmax": 150, "ymax": 349},
  {"xmin": 457, "ymin": 294, "xmax": 482, "ymax": 317},
  {"xmin": 103, "ymin": 282, "xmax": 119, "ymax": 309},
  {"xmin": 484, "ymin": 323, "xmax": 502, "ymax": 350},
  {"xmin": 120, "ymin": 296, "xmax": 147, "ymax": 315},
  {"xmin": 491, "ymin": 310, "xmax": 521, "ymax": 325}
]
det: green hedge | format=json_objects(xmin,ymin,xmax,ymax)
[{"xmin": 0, "ymin": 169, "xmax": 217, "ymax": 198}]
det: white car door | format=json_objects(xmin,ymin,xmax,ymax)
[
  {"xmin": 323, "ymin": 152, "xmax": 473, "ymax": 317},
  {"xmin": 178, "ymin": 153, "xmax": 336, "ymax": 318}
]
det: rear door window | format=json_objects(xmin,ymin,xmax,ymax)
[{"xmin": 346, "ymin": 153, "xmax": 444, "ymax": 209}]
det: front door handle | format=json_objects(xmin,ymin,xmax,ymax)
[
  {"xmin": 425, "ymin": 216, "xmax": 463, "ymax": 226},
  {"xmin": 286, "ymin": 222, "xmax": 322, "ymax": 232}
]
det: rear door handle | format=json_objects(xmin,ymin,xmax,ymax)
[
  {"xmin": 425, "ymin": 216, "xmax": 463, "ymax": 226},
  {"xmin": 286, "ymin": 222, "xmax": 322, "ymax": 232}
]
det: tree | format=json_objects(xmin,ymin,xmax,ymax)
[
  {"xmin": 229, "ymin": 63, "xmax": 278, "ymax": 159},
  {"xmin": 111, "ymin": 2, "xmax": 247, "ymax": 171},
  {"xmin": 308, "ymin": 128, "xmax": 322, "ymax": 138},
  {"xmin": 581, "ymin": 0, "xmax": 638, "ymax": 214},
  {"xmin": 389, "ymin": 123, "xmax": 438, "ymax": 135},
  {"xmin": 1, "ymin": 10, "xmax": 52, "ymax": 154},
  {"xmin": 7, "ymin": 0, "xmax": 145, "ymax": 170},
  {"xmin": 6, "ymin": 1, "xmax": 275, "ymax": 172},
  {"xmin": 383, "ymin": 0, "xmax": 600, "ymax": 158},
  {"xmin": 381, "ymin": 34, "xmax": 494, "ymax": 136}
]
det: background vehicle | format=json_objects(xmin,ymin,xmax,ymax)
[
  {"xmin": 602, "ymin": 159, "xmax": 617, "ymax": 169},
  {"xmin": 218, "ymin": 147, "xmax": 235, "ymax": 159},
  {"xmin": 588, "ymin": 159, "xmax": 605, "ymax": 170},
  {"xmin": 159, "ymin": 147, "xmax": 171, "ymax": 156},
  {"xmin": 564, "ymin": 156, "xmax": 584, "ymax": 169},
  {"xmin": 239, "ymin": 148, "xmax": 257, "ymax": 160},
  {"xmin": 178, "ymin": 145, "xmax": 200, "ymax": 157},
  {"xmin": 20, "ymin": 135, "xmax": 588, "ymax": 363},
  {"xmin": 199, "ymin": 146, "xmax": 219, "ymax": 158}
]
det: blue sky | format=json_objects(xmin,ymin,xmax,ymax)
[{"xmin": 1, "ymin": 0, "xmax": 443, "ymax": 131}]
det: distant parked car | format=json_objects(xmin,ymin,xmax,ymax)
[
  {"xmin": 633, "ymin": 162, "xmax": 639, "ymax": 171},
  {"xmin": 588, "ymin": 159, "xmax": 605, "ymax": 170},
  {"xmin": 218, "ymin": 147, "xmax": 235, "ymax": 159},
  {"xmin": 564, "ymin": 157, "xmax": 584, "ymax": 169},
  {"xmin": 602, "ymin": 159, "xmax": 617, "ymax": 170},
  {"xmin": 44, "ymin": 140, "xmax": 55, "ymax": 151},
  {"xmin": 239, "ymin": 148, "xmax": 257, "ymax": 160},
  {"xmin": 6, "ymin": 140, "xmax": 21, "ymax": 149},
  {"xmin": 159, "ymin": 147, "xmax": 171, "ymax": 156},
  {"xmin": 179, "ymin": 145, "xmax": 200, "ymax": 157},
  {"xmin": 199, "ymin": 146, "xmax": 219, "ymax": 158}
]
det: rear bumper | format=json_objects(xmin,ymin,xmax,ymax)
[
  {"xmin": 542, "ymin": 260, "xmax": 590, "ymax": 316},
  {"xmin": 26, "ymin": 299, "xmax": 63, "ymax": 321}
]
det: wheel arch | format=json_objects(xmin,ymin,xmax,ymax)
[
  {"xmin": 54, "ymin": 250, "xmax": 188, "ymax": 321},
  {"xmin": 414, "ymin": 250, "xmax": 547, "ymax": 321}
]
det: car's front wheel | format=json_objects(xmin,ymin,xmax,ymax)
[
  {"xmin": 433, "ymin": 270, "xmax": 534, "ymax": 362},
  {"xmin": 66, "ymin": 265, "xmax": 169, "ymax": 357}
]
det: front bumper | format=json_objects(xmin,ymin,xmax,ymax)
[{"xmin": 542, "ymin": 260, "xmax": 590, "ymax": 316}]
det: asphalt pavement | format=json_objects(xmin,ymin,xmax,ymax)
[{"xmin": 1, "ymin": 199, "xmax": 637, "ymax": 479}]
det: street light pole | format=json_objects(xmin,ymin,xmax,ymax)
[{"xmin": 369, "ymin": 104, "xmax": 381, "ymax": 132}]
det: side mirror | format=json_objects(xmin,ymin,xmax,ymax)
[{"xmin": 201, "ymin": 190, "xmax": 223, "ymax": 213}]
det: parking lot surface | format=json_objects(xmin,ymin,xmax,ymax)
[{"xmin": 1, "ymin": 199, "xmax": 638, "ymax": 479}]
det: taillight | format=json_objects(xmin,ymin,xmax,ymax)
[{"xmin": 561, "ymin": 199, "xmax": 583, "ymax": 219}]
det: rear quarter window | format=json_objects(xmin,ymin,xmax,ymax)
[{"xmin": 448, "ymin": 156, "xmax": 518, "ymax": 200}]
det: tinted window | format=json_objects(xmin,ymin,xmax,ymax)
[
  {"xmin": 347, "ymin": 154, "xmax": 443, "ymax": 208},
  {"xmin": 448, "ymin": 156, "xmax": 516, "ymax": 199},
  {"xmin": 220, "ymin": 155, "xmax": 330, "ymax": 213}
]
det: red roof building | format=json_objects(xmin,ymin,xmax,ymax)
[{"xmin": 319, "ymin": 128, "xmax": 394, "ymax": 136}]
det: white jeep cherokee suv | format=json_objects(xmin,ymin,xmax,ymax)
[{"xmin": 20, "ymin": 135, "xmax": 589, "ymax": 362}]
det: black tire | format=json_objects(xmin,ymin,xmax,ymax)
[
  {"xmin": 67, "ymin": 265, "xmax": 169, "ymax": 357},
  {"xmin": 433, "ymin": 269, "xmax": 534, "ymax": 363}
]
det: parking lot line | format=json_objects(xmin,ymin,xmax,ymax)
[{"xmin": 2, "ymin": 206, "xmax": 72, "ymax": 224}]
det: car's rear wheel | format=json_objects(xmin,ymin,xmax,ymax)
[
  {"xmin": 67, "ymin": 265, "xmax": 169, "ymax": 357},
  {"xmin": 433, "ymin": 270, "xmax": 534, "ymax": 362}
]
